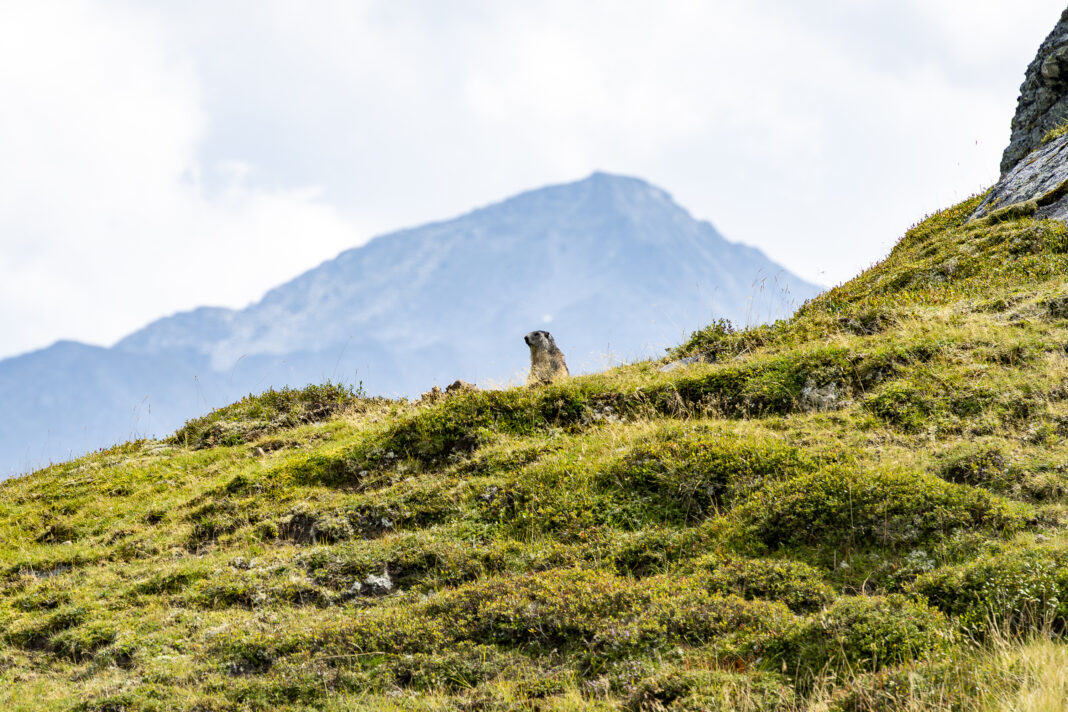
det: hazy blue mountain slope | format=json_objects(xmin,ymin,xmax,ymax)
[
  {"xmin": 0, "ymin": 342, "xmax": 207, "ymax": 475},
  {"xmin": 0, "ymin": 172, "xmax": 820, "ymax": 477},
  {"xmin": 120, "ymin": 172, "xmax": 816, "ymax": 380}
]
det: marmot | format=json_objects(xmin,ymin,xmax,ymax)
[{"xmin": 525, "ymin": 331, "xmax": 569, "ymax": 386}]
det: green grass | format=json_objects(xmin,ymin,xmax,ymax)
[
  {"xmin": 1042, "ymin": 122, "xmax": 1068, "ymax": 146},
  {"xmin": 5, "ymin": 196, "xmax": 1068, "ymax": 709},
  {"xmin": 173, "ymin": 381, "xmax": 365, "ymax": 449}
]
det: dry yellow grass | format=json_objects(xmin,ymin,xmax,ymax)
[{"xmin": 983, "ymin": 636, "xmax": 1068, "ymax": 712}]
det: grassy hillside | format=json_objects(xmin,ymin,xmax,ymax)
[{"xmin": 4, "ymin": 194, "xmax": 1068, "ymax": 710}]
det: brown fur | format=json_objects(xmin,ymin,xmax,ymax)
[{"xmin": 525, "ymin": 331, "xmax": 569, "ymax": 386}]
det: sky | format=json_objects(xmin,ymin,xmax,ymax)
[{"xmin": 0, "ymin": 0, "xmax": 1065, "ymax": 360}]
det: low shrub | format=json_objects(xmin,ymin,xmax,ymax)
[
  {"xmin": 278, "ymin": 506, "xmax": 355, "ymax": 544},
  {"xmin": 698, "ymin": 555, "xmax": 835, "ymax": 613},
  {"xmin": 383, "ymin": 346, "xmax": 921, "ymax": 470},
  {"xmin": 670, "ymin": 318, "xmax": 782, "ymax": 361},
  {"xmin": 606, "ymin": 526, "xmax": 717, "ymax": 576},
  {"xmin": 384, "ymin": 642, "xmax": 518, "ymax": 691},
  {"xmin": 298, "ymin": 530, "xmax": 524, "ymax": 592},
  {"xmin": 243, "ymin": 569, "xmax": 801, "ymax": 676},
  {"xmin": 384, "ymin": 385, "xmax": 604, "ymax": 464},
  {"xmin": 48, "ymin": 619, "xmax": 117, "ymax": 661},
  {"xmin": 937, "ymin": 445, "xmax": 1012, "ymax": 490},
  {"xmin": 128, "ymin": 565, "xmax": 210, "ymax": 596},
  {"xmin": 13, "ymin": 584, "xmax": 70, "ymax": 612},
  {"xmin": 4, "ymin": 606, "xmax": 115, "ymax": 661},
  {"xmin": 423, "ymin": 569, "xmax": 799, "ymax": 669},
  {"xmin": 849, "ymin": 367, "xmax": 1019, "ymax": 433},
  {"xmin": 775, "ymin": 595, "xmax": 955, "ymax": 684},
  {"xmin": 188, "ymin": 574, "xmax": 263, "ymax": 609},
  {"xmin": 186, "ymin": 497, "xmax": 250, "ymax": 548},
  {"xmin": 598, "ymin": 428, "xmax": 814, "ymax": 523},
  {"xmin": 736, "ymin": 466, "xmax": 1025, "ymax": 551},
  {"xmin": 910, "ymin": 545, "xmax": 1068, "ymax": 634},
  {"xmin": 173, "ymin": 382, "xmax": 362, "ymax": 449},
  {"xmin": 836, "ymin": 309, "xmax": 893, "ymax": 336},
  {"xmin": 623, "ymin": 667, "xmax": 799, "ymax": 712},
  {"xmin": 864, "ymin": 383, "xmax": 932, "ymax": 432},
  {"xmin": 824, "ymin": 660, "xmax": 976, "ymax": 712}
]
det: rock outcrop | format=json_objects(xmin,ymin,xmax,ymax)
[
  {"xmin": 1001, "ymin": 8, "xmax": 1068, "ymax": 175},
  {"xmin": 971, "ymin": 9, "xmax": 1068, "ymax": 224},
  {"xmin": 971, "ymin": 132, "xmax": 1068, "ymax": 223}
]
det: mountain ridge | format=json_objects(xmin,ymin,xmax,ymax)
[
  {"xmin": 0, "ymin": 171, "xmax": 819, "ymax": 478},
  {"xmin": 117, "ymin": 172, "xmax": 797, "ymax": 366}
]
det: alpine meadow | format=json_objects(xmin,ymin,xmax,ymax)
[{"xmin": 8, "ymin": 6, "xmax": 1068, "ymax": 712}]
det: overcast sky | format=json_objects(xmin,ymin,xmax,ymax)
[{"xmin": 1, "ymin": 1, "xmax": 1065, "ymax": 360}]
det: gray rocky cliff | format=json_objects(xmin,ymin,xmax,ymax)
[
  {"xmin": 1001, "ymin": 8, "xmax": 1068, "ymax": 175},
  {"xmin": 971, "ymin": 131, "xmax": 1068, "ymax": 223}
]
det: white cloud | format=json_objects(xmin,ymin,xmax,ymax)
[
  {"xmin": 1, "ymin": 0, "xmax": 1066, "ymax": 357},
  {"xmin": 0, "ymin": 0, "xmax": 363, "ymax": 357}
]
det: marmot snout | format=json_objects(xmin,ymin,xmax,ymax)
[{"xmin": 525, "ymin": 330, "xmax": 569, "ymax": 386}]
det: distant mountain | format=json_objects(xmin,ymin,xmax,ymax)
[{"xmin": 0, "ymin": 172, "xmax": 820, "ymax": 477}]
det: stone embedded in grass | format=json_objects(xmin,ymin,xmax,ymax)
[
  {"xmin": 279, "ymin": 507, "xmax": 354, "ymax": 545},
  {"xmin": 342, "ymin": 570, "xmax": 394, "ymax": 599},
  {"xmin": 800, "ymin": 379, "xmax": 842, "ymax": 411}
]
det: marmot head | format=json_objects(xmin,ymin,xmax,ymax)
[{"xmin": 524, "ymin": 330, "xmax": 556, "ymax": 351}]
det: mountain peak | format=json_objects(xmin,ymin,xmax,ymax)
[
  {"xmin": 2, "ymin": 174, "xmax": 819, "ymax": 477},
  {"xmin": 480, "ymin": 171, "xmax": 670, "ymax": 212},
  {"xmin": 583, "ymin": 170, "xmax": 657, "ymax": 191},
  {"xmin": 466, "ymin": 171, "xmax": 685, "ymax": 237},
  {"xmin": 578, "ymin": 170, "xmax": 675, "ymax": 208}
]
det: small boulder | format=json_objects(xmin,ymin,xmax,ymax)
[
  {"xmin": 418, "ymin": 380, "xmax": 479, "ymax": 404},
  {"xmin": 343, "ymin": 570, "xmax": 393, "ymax": 599},
  {"xmin": 800, "ymin": 379, "xmax": 842, "ymax": 412},
  {"xmin": 445, "ymin": 379, "xmax": 478, "ymax": 395}
]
